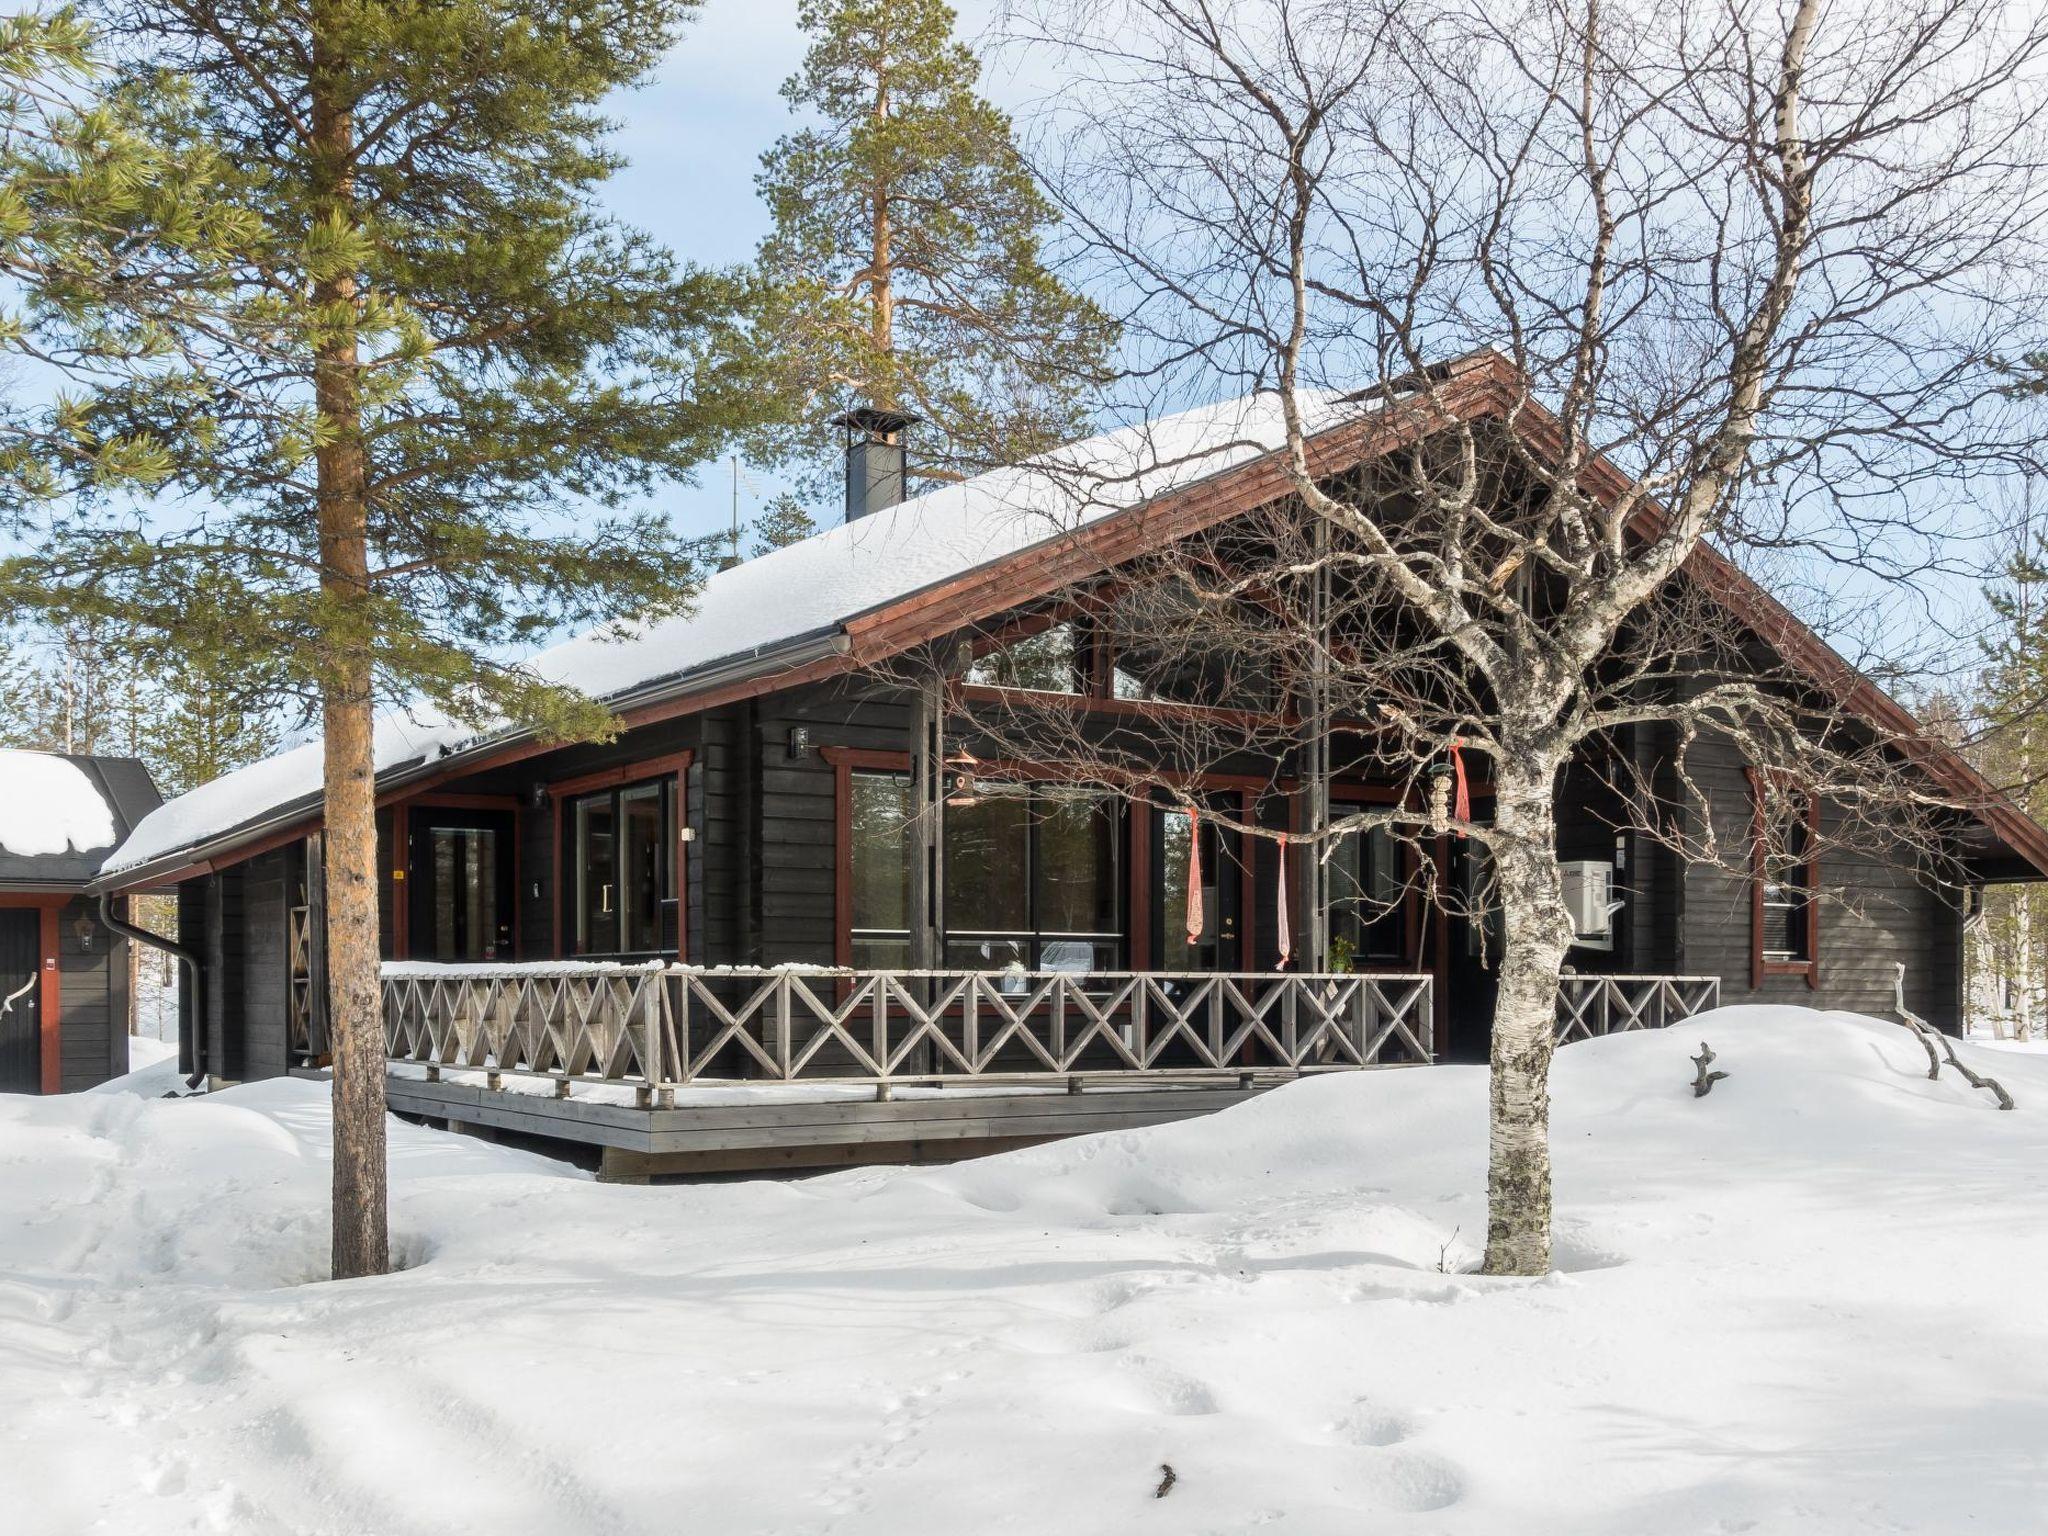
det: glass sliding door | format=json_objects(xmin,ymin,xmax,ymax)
[
  {"xmin": 1032, "ymin": 796, "xmax": 1121, "ymax": 973},
  {"xmin": 846, "ymin": 770, "xmax": 1122, "ymax": 972},
  {"xmin": 407, "ymin": 808, "xmax": 515, "ymax": 961},
  {"xmin": 571, "ymin": 792, "xmax": 618, "ymax": 955},
  {"xmin": 565, "ymin": 774, "xmax": 680, "ymax": 957},
  {"xmin": 618, "ymin": 783, "xmax": 666, "ymax": 955},
  {"xmin": 944, "ymin": 795, "xmax": 1030, "ymax": 970}
]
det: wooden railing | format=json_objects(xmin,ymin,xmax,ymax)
[
  {"xmin": 1555, "ymin": 974, "xmax": 1721, "ymax": 1043},
  {"xmin": 381, "ymin": 964, "xmax": 1435, "ymax": 1103}
]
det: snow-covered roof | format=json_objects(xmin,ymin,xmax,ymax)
[
  {"xmin": 103, "ymin": 389, "xmax": 1364, "ymax": 879},
  {"xmin": 0, "ymin": 750, "xmax": 161, "ymax": 887},
  {"xmin": 0, "ymin": 750, "xmax": 116, "ymax": 858}
]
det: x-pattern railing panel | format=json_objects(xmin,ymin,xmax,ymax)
[
  {"xmin": 382, "ymin": 965, "xmax": 1435, "ymax": 1093},
  {"xmin": 1555, "ymin": 974, "xmax": 1721, "ymax": 1043},
  {"xmin": 383, "ymin": 967, "xmax": 671, "ymax": 1088}
]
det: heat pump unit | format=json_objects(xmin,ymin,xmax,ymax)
[{"xmin": 1560, "ymin": 861, "xmax": 1621, "ymax": 939}]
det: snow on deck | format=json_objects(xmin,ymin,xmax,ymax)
[
  {"xmin": 102, "ymin": 389, "xmax": 1364, "ymax": 877},
  {"xmin": 0, "ymin": 748, "xmax": 116, "ymax": 857},
  {"xmin": 9, "ymin": 1004, "xmax": 2041, "ymax": 1534}
]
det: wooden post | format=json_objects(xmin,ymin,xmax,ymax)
[
  {"xmin": 907, "ymin": 667, "xmax": 946, "ymax": 971},
  {"xmin": 907, "ymin": 662, "xmax": 947, "ymax": 1077},
  {"xmin": 774, "ymin": 972, "xmax": 792, "ymax": 1078},
  {"xmin": 38, "ymin": 903, "xmax": 60, "ymax": 1095},
  {"xmin": 1303, "ymin": 506, "xmax": 1333, "ymax": 969}
]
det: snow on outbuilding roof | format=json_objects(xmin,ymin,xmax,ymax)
[
  {"xmin": 0, "ymin": 750, "xmax": 116, "ymax": 857},
  {"xmin": 101, "ymin": 389, "xmax": 1363, "ymax": 880},
  {"xmin": 0, "ymin": 750, "xmax": 162, "ymax": 889}
]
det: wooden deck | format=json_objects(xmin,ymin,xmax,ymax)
[
  {"xmin": 358, "ymin": 965, "xmax": 1717, "ymax": 1176},
  {"xmin": 379, "ymin": 1068, "xmax": 1310, "ymax": 1178},
  {"xmin": 369, "ymin": 964, "xmax": 1433, "ymax": 1175}
]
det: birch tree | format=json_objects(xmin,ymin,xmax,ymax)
[{"xmin": 996, "ymin": 0, "xmax": 2048, "ymax": 1274}]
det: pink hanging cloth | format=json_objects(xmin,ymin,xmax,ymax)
[
  {"xmin": 1275, "ymin": 839, "xmax": 1292, "ymax": 969},
  {"xmin": 1185, "ymin": 808, "xmax": 1206, "ymax": 948}
]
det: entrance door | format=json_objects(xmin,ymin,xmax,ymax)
[
  {"xmin": 0, "ymin": 909, "xmax": 42, "ymax": 1093},
  {"xmin": 408, "ymin": 810, "xmax": 516, "ymax": 962},
  {"xmin": 1151, "ymin": 805, "xmax": 1244, "ymax": 972}
]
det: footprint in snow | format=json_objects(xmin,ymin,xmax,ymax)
[
  {"xmin": 1362, "ymin": 1448, "xmax": 1467, "ymax": 1513},
  {"xmin": 1328, "ymin": 1399, "xmax": 1415, "ymax": 1447}
]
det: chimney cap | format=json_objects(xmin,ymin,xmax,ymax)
[{"xmin": 828, "ymin": 405, "xmax": 923, "ymax": 438}]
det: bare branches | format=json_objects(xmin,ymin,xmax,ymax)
[{"xmin": 973, "ymin": 0, "xmax": 2048, "ymax": 1272}]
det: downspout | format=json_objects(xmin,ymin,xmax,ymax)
[{"xmin": 98, "ymin": 893, "xmax": 206, "ymax": 1089}]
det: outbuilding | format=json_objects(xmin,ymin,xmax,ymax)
[{"xmin": 0, "ymin": 750, "xmax": 163, "ymax": 1094}]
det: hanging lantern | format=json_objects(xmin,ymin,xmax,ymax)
[{"xmin": 945, "ymin": 747, "xmax": 981, "ymax": 806}]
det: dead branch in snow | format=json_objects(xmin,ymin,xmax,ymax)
[
  {"xmin": 1691, "ymin": 1042, "xmax": 1728, "ymax": 1098},
  {"xmin": 1895, "ymin": 964, "xmax": 2015, "ymax": 1110}
]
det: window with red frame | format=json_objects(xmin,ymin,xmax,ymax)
[{"xmin": 1747, "ymin": 768, "xmax": 1819, "ymax": 985}]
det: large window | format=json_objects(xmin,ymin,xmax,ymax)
[
  {"xmin": 958, "ymin": 596, "xmax": 1276, "ymax": 714},
  {"xmin": 1750, "ymin": 771, "xmax": 1819, "ymax": 981},
  {"xmin": 850, "ymin": 770, "xmax": 1122, "ymax": 971},
  {"xmin": 1107, "ymin": 585, "xmax": 1275, "ymax": 710},
  {"xmin": 566, "ymin": 776, "xmax": 679, "ymax": 956},
  {"xmin": 965, "ymin": 622, "xmax": 1084, "ymax": 694},
  {"xmin": 849, "ymin": 771, "xmax": 913, "ymax": 968}
]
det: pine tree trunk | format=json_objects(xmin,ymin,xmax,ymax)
[
  {"xmin": 1482, "ymin": 757, "xmax": 1573, "ymax": 1277},
  {"xmin": 869, "ymin": 67, "xmax": 893, "ymax": 391},
  {"xmin": 312, "ymin": 8, "xmax": 388, "ymax": 1281}
]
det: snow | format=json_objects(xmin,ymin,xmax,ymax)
[
  {"xmin": 102, "ymin": 390, "xmax": 1363, "ymax": 877},
  {"xmin": 0, "ymin": 748, "xmax": 116, "ymax": 856},
  {"xmin": 85, "ymin": 1036, "xmax": 187, "ymax": 1099},
  {"xmin": 9, "ymin": 1005, "xmax": 2047, "ymax": 1535},
  {"xmin": 381, "ymin": 959, "xmax": 669, "ymax": 979}
]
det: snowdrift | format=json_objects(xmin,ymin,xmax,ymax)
[{"xmin": 5, "ymin": 1007, "xmax": 2046, "ymax": 1535}]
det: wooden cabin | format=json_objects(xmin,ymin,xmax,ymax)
[
  {"xmin": 0, "ymin": 750, "xmax": 162, "ymax": 1094},
  {"xmin": 89, "ymin": 361, "xmax": 2048, "ymax": 1172}
]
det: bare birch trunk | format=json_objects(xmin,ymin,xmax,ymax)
[
  {"xmin": 313, "ymin": 7, "xmax": 388, "ymax": 1281},
  {"xmin": 1482, "ymin": 756, "xmax": 1574, "ymax": 1277}
]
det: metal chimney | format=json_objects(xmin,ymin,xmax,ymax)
[{"xmin": 829, "ymin": 406, "xmax": 922, "ymax": 521}]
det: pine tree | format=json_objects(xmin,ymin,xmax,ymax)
[
  {"xmin": 141, "ymin": 661, "xmax": 284, "ymax": 798},
  {"xmin": 752, "ymin": 0, "xmax": 1114, "ymax": 493},
  {"xmin": 751, "ymin": 492, "xmax": 819, "ymax": 555},
  {"xmin": 8, "ymin": 0, "xmax": 763, "ymax": 1278},
  {"xmin": 0, "ymin": 7, "xmax": 256, "ymax": 511},
  {"xmin": 0, "ymin": 617, "xmax": 133, "ymax": 753}
]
